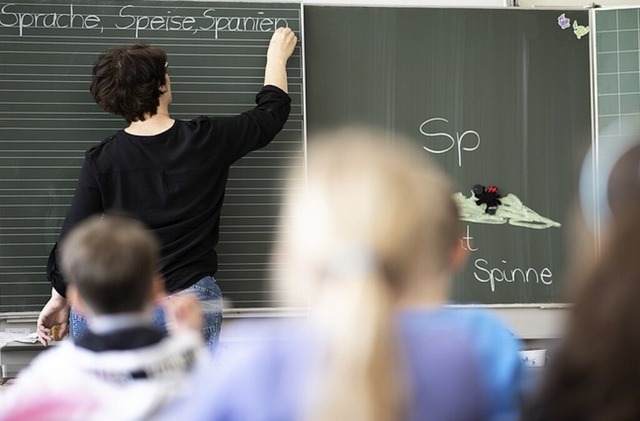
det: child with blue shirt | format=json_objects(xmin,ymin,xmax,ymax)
[{"xmin": 159, "ymin": 128, "xmax": 525, "ymax": 421}]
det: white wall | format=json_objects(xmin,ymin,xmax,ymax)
[
  {"xmin": 236, "ymin": 0, "xmax": 637, "ymax": 7},
  {"xmin": 301, "ymin": 0, "xmax": 507, "ymax": 6},
  {"xmin": 518, "ymin": 0, "xmax": 639, "ymax": 7},
  {"xmin": 219, "ymin": 0, "xmax": 509, "ymax": 6}
]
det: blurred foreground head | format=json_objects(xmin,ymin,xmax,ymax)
[
  {"xmin": 277, "ymin": 127, "xmax": 461, "ymax": 306},
  {"xmin": 275, "ymin": 127, "xmax": 462, "ymax": 421},
  {"xmin": 549, "ymin": 197, "xmax": 640, "ymax": 420},
  {"xmin": 567, "ymin": 130, "xmax": 640, "ymax": 294},
  {"xmin": 533, "ymin": 134, "xmax": 640, "ymax": 420}
]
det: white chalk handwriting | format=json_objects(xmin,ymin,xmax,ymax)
[
  {"xmin": 474, "ymin": 258, "xmax": 553, "ymax": 293},
  {"xmin": 419, "ymin": 117, "xmax": 480, "ymax": 167},
  {"xmin": 461, "ymin": 224, "xmax": 555, "ymax": 293},
  {"xmin": 0, "ymin": 3, "xmax": 290, "ymax": 38}
]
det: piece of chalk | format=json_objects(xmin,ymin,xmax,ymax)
[{"xmin": 51, "ymin": 325, "xmax": 61, "ymax": 341}]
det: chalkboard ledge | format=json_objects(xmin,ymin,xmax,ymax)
[
  {"xmin": 0, "ymin": 304, "xmax": 569, "ymax": 341},
  {"xmin": 221, "ymin": 304, "xmax": 570, "ymax": 339}
]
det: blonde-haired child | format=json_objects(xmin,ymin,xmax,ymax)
[{"xmin": 160, "ymin": 128, "xmax": 524, "ymax": 421}]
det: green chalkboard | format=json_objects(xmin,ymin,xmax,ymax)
[
  {"xmin": 0, "ymin": 0, "xmax": 303, "ymax": 312},
  {"xmin": 0, "ymin": 3, "xmax": 595, "ymax": 311},
  {"xmin": 304, "ymin": 6, "xmax": 593, "ymax": 304}
]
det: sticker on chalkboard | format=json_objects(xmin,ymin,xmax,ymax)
[
  {"xmin": 557, "ymin": 14, "xmax": 571, "ymax": 30},
  {"xmin": 573, "ymin": 20, "xmax": 590, "ymax": 39},
  {"xmin": 453, "ymin": 190, "xmax": 561, "ymax": 230}
]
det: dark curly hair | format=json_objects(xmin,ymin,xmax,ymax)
[{"xmin": 90, "ymin": 44, "xmax": 167, "ymax": 123}]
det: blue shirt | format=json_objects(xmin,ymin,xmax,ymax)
[{"xmin": 158, "ymin": 307, "xmax": 524, "ymax": 421}]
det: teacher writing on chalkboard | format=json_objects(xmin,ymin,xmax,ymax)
[{"xmin": 36, "ymin": 27, "xmax": 298, "ymax": 348}]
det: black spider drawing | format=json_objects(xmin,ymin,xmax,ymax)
[{"xmin": 473, "ymin": 184, "xmax": 502, "ymax": 215}]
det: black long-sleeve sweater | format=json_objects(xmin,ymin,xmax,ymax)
[{"xmin": 48, "ymin": 85, "xmax": 291, "ymax": 297}]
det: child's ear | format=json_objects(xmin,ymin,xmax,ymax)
[
  {"xmin": 67, "ymin": 284, "xmax": 87, "ymax": 315},
  {"xmin": 450, "ymin": 242, "xmax": 469, "ymax": 273},
  {"xmin": 150, "ymin": 274, "xmax": 168, "ymax": 303}
]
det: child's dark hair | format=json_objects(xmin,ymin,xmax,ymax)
[
  {"xmin": 90, "ymin": 44, "xmax": 167, "ymax": 123},
  {"xmin": 60, "ymin": 214, "xmax": 160, "ymax": 314}
]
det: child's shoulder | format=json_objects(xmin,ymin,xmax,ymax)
[
  {"xmin": 442, "ymin": 307, "xmax": 519, "ymax": 347},
  {"xmin": 401, "ymin": 306, "xmax": 513, "ymax": 332},
  {"xmin": 400, "ymin": 306, "xmax": 521, "ymax": 357},
  {"xmin": 443, "ymin": 307, "xmax": 514, "ymax": 330}
]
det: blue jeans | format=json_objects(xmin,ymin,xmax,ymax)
[{"xmin": 70, "ymin": 276, "xmax": 223, "ymax": 349}]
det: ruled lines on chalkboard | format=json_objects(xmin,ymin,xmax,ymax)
[{"xmin": 0, "ymin": 1, "xmax": 303, "ymax": 312}]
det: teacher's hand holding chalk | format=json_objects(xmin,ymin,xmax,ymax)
[
  {"xmin": 36, "ymin": 287, "xmax": 69, "ymax": 346},
  {"xmin": 264, "ymin": 27, "xmax": 297, "ymax": 93}
]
